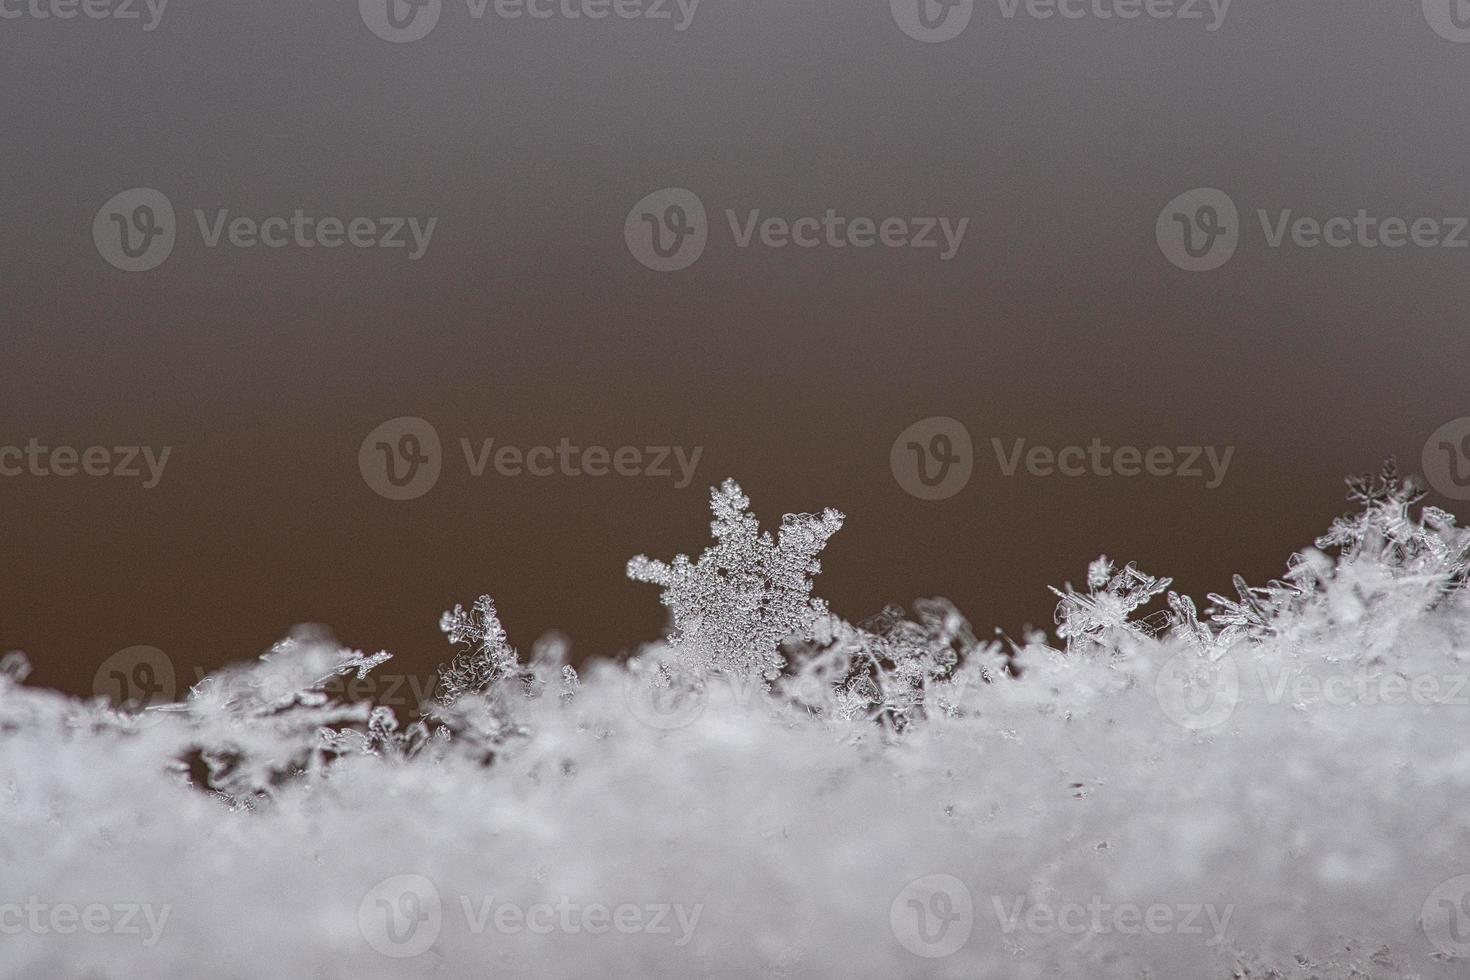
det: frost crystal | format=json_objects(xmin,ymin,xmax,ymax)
[
  {"xmin": 1050, "ymin": 556, "xmax": 1173, "ymax": 652},
  {"xmin": 437, "ymin": 595, "xmax": 520, "ymax": 705},
  {"xmin": 627, "ymin": 479, "xmax": 845, "ymax": 676},
  {"xmin": 1317, "ymin": 458, "xmax": 1469, "ymax": 587}
]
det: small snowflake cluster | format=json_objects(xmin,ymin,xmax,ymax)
[
  {"xmin": 1050, "ymin": 557, "xmax": 1174, "ymax": 653},
  {"xmin": 437, "ymin": 594, "xmax": 520, "ymax": 705}
]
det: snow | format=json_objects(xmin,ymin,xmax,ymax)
[{"xmin": 2, "ymin": 465, "xmax": 1468, "ymax": 978}]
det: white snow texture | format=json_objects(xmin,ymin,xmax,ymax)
[{"xmin": 3, "ymin": 465, "xmax": 1470, "ymax": 979}]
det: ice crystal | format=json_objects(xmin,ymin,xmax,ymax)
[
  {"xmin": 151, "ymin": 633, "xmax": 394, "ymax": 804},
  {"xmin": 437, "ymin": 594, "xmax": 520, "ymax": 705},
  {"xmin": 322, "ymin": 705, "xmax": 432, "ymax": 761},
  {"xmin": 1318, "ymin": 459, "xmax": 1470, "ymax": 587},
  {"xmin": 1050, "ymin": 556, "xmax": 1173, "ymax": 652},
  {"xmin": 781, "ymin": 598, "xmax": 1003, "ymax": 729},
  {"xmin": 627, "ymin": 478, "xmax": 845, "ymax": 676},
  {"xmin": 2, "ymin": 469, "xmax": 1469, "ymax": 980}
]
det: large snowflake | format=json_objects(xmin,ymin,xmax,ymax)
[{"xmin": 627, "ymin": 479, "xmax": 845, "ymax": 676}]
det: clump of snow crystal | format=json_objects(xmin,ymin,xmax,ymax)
[{"xmin": 2, "ymin": 467, "xmax": 1470, "ymax": 979}]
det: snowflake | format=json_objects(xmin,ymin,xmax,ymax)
[
  {"xmin": 627, "ymin": 479, "xmax": 845, "ymax": 676},
  {"xmin": 1316, "ymin": 459, "xmax": 1469, "ymax": 586},
  {"xmin": 1050, "ymin": 556, "xmax": 1172, "ymax": 652},
  {"xmin": 437, "ymin": 595, "xmax": 520, "ymax": 705}
]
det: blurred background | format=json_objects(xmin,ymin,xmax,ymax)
[{"xmin": 1, "ymin": 1, "xmax": 1465, "ymax": 702}]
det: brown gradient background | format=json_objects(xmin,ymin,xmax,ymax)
[{"xmin": 1, "ymin": 2, "xmax": 1465, "ymax": 701}]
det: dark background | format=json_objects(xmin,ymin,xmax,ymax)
[{"xmin": 1, "ymin": 2, "xmax": 1465, "ymax": 700}]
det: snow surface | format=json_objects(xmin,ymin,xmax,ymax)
[{"xmin": 3, "ymin": 464, "xmax": 1469, "ymax": 979}]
